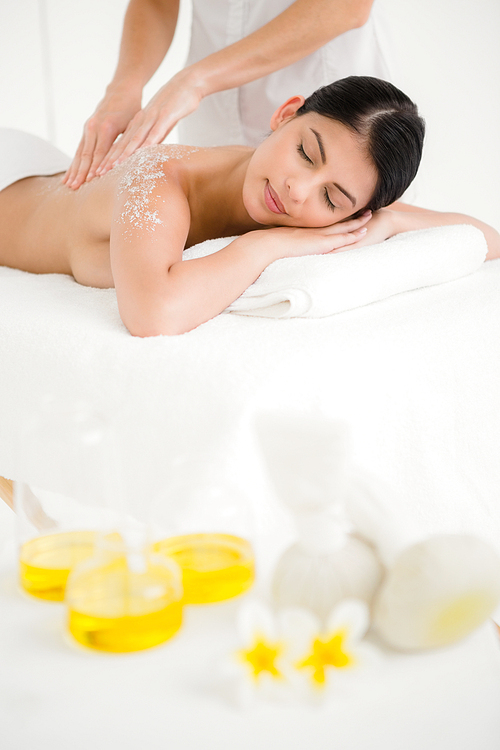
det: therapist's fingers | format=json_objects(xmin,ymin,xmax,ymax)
[
  {"xmin": 62, "ymin": 134, "xmax": 92, "ymax": 188},
  {"xmin": 98, "ymin": 76, "xmax": 204, "ymax": 174},
  {"xmin": 84, "ymin": 123, "xmax": 128, "ymax": 183},
  {"xmin": 63, "ymin": 94, "xmax": 142, "ymax": 189},
  {"xmin": 139, "ymin": 84, "xmax": 203, "ymax": 149},
  {"xmin": 66, "ymin": 125, "xmax": 122, "ymax": 190},
  {"xmin": 96, "ymin": 116, "xmax": 148, "ymax": 175},
  {"xmin": 97, "ymin": 112, "xmax": 157, "ymax": 173},
  {"xmin": 63, "ymin": 121, "xmax": 119, "ymax": 190},
  {"xmin": 97, "ymin": 104, "xmax": 180, "ymax": 174},
  {"xmin": 139, "ymin": 102, "xmax": 190, "ymax": 147}
]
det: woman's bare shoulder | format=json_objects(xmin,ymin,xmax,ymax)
[
  {"xmin": 114, "ymin": 142, "xmax": 251, "ymax": 186},
  {"xmin": 114, "ymin": 144, "xmax": 198, "ymax": 187}
]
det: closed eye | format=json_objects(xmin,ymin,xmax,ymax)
[
  {"xmin": 297, "ymin": 143, "xmax": 313, "ymax": 164},
  {"xmin": 323, "ymin": 188, "xmax": 336, "ymax": 212},
  {"xmin": 298, "ymin": 142, "xmax": 336, "ymax": 212}
]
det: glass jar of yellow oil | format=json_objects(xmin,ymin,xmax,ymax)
[
  {"xmin": 66, "ymin": 531, "xmax": 183, "ymax": 652},
  {"xmin": 15, "ymin": 400, "xmax": 115, "ymax": 601},
  {"xmin": 153, "ymin": 532, "xmax": 254, "ymax": 604},
  {"xmin": 15, "ymin": 481, "xmax": 103, "ymax": 601},
  {"xmin": 19, "ymin": 528, "xmax": 96, "ymax": 601},
  {"xmin": 150, "ymin": 452, "xmax": 256, "ymax": 605}
]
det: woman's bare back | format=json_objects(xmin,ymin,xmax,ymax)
[
  {"xmin": 0, "ymin": 143, "xmax": 255, "ymax": 290},
  {"xmin": 0, "ymin": 165, "xmax": 118, "ymax": 287}
]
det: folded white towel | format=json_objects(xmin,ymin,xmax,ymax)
[
  {"xmin": 183, "ymin": 224, "xmax": 487, "ymax": 318},
  {"xmin": 0, "ymin": 128, "xmax": 70, "ymax": 192}
]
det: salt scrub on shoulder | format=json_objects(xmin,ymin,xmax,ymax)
[{"xmin": 117, "ymin": 145, "xmax": 199, "ymax": 238}]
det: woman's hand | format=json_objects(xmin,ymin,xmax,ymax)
[
  {"xmin": 252, "ymin": 211, "xmax": 373, "ymax": 262},
  {"xmin": 95, "ymin": 69, "xmax": 204, "ymax": 177},
  {"xmin": 63, "ymin": 89, "xmax": 142, "ymax": 190},
  {"xmin": 345, "ymin": 208, "xmax": 398, "ymax": 248}
]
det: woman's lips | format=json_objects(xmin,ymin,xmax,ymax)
[{"xmin": 264, "ymin": 181, "xmax": 286, "ymax": 214}]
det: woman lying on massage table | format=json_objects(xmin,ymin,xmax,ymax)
[{"xmin": 0, "ymin": 76, "xmax": 498, "ymax": 337}]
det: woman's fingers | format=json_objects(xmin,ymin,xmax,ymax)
[
  {"xmin": 352, "ymin": 226, "xmax": 368, "ymax": 238},
  {"xmin": 328, "ymin": 226, "xmax": 368, "ymax": 253},
  {"xmin": 327, "ymin": 210, "xmax": 372, "ymax": 234}
]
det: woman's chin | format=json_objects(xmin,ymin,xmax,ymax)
[{"xmin": 242, "ymin": 198, "xmax": 269, "ymax": 226}]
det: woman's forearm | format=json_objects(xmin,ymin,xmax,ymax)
[
  {"xmin": 116, "ymin": 218, "xmax": 371, "ymax": 337},
  {"xmin": 119, "ymin": 233, "xmax": 271, "ymax": 337},
  {"xmin": 187, "ymin": 0, "xmax": 374, "ymax": 99},
  {"xmin": 108, "ymin": 0, "xmax": 180, "ymax": 96},
  {"xmin": 169, "ymin": 236, "xmax": 274, "ymax": 332},
  {"xmin": 390, "ymin": 204, "xmax": 500, "ymax": 261}
]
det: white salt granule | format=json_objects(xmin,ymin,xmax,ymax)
[{"xmin": 117, "ymin": 145, "xmax": 198, "ymax": 238}]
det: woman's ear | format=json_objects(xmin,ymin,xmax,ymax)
[{"xmin": 269, "ymin": 95, "xmax": 306, "ymax": 131}]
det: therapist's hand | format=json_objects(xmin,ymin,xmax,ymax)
[
  {"xmin": 63, "ymin": 89, "xmax": 142, "ymax": 189},
  {"xmin": 95, "ymin": 69, "xmax": 204, "ymax": 177}
]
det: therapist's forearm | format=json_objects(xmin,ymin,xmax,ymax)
[
  {"xmin": 108, "ymin": 0, "xmax": 180, "ymax": 96},
  {"xmin": 187, "ymin": 0, "xmax": 374, "ymax": 99}
]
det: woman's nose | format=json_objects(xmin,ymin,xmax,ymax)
[{"xmin": 286, "ymin": 176, "xmax": 309, "ymax": 204}]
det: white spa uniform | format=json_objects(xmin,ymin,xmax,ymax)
[{"xmin": 179, "ymin": 0, "xmax": 393, "ymax": 147}]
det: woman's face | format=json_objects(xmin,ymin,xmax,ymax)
[{"xmin": 243, "ymin": 98, "xmax": 378, "ymax": 228}]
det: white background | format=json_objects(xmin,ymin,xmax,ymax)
[{"xmin": 0, "ymin": 0, "xmax": 499, "ymax": 229}]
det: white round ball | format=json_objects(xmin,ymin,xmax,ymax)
[
  {"xmin": 373, "ymin": 535, "xmax": 500, "ymax": 650},
  {"xmin": 273, "ymin": 534, "xmax": 383, "ymax": 621}
]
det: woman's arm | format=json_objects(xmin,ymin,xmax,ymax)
[
  {"xmin": 355, "ymin": 203, "xmax": 500, "ymax": 261},
  {"xmin": 96, "ymin": 0, "xmax": 374, "ymax": 173},
  {"xmin": 64, "ymin": 0, "xmax": 180, "ymax": 189},
  {"xmin": 110, "ymin": 181, "xmax": 371, "ymax": 336}
]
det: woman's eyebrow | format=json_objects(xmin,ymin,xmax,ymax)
[
  {"xmin": 310, "ymin": 128, "xmax": 356, "ymax": 207},
  {"xmin": 335, "ymin": 183, "xmax": 356, "ymax": 207},
  {"xmin": 310, "ymin": 128, "xmax": 327, "ymax": 164}
]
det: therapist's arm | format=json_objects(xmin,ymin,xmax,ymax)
[
  {"xmin": 96, "ymin": 0, "xmax": 375, "ymax": 173},
  {"xmin": 64, "ymin": 0, "xmax": 180, "ymax": 189}
]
